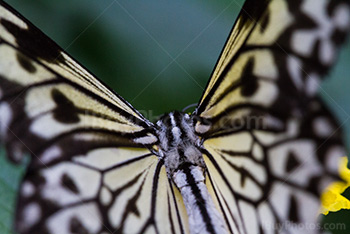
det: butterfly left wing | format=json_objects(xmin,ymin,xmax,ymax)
[
  {"xmin": 0, "ymin": 1, "xmax": 155, "ymax": 164},
  {"xmin": 193, "ymin": 0, "xmax": 350, "ymax": 233},
  {"xmin": 16, "ymin": 149, "xmax": 190, "ymax": 234},
  {"xmin": 0, "ymin": 2, "xmax": 189, "ymax": 233}
]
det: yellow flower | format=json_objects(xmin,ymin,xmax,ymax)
[{"xmin": 321, "ymin": 157, "xmax": 350, "ymax": 215}]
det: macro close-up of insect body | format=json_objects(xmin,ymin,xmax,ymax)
[{"xmin": 0, "ymin": 0, "xmax": 350, "ymax": 233}]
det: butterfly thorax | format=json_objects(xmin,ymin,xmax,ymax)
[{"xmin": 155, "ymin": 111, "xmax": 206, "ymax": 179}]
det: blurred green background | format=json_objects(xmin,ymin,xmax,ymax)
[{"xmin": 0, "ymin": 0, "xmax": 350, "ymax": 233}]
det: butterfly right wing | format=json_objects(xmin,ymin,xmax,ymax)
[
  {"xmin": 193, "ymin": 0, "xmax": 350, "ymax": 233},
  {"xmin": 196, "ymin": 0, "xmax": 350, "ymax": 133},
  {"xmin": 201, "ymin": 97, "xmax": 345, "ymax": 234}
]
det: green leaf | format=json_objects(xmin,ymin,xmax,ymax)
[{"xmin": 0, "ymin": 148, "xmax": 26, "ymax": 234}]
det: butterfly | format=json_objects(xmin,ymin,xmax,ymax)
[{"xmin": 0, "ymin": 0, "xmax": 349, "ymax": 233}]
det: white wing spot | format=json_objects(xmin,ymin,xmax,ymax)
[
  {"xmin": 23, "ymin": 203, "xmax": 41, "ymax": 228},
  {"xmin": 313, "ymin": 117, "xmax": 333, "ymax": 137},
  {"xmin": 325, "ymin": 146, "xmax": 346, "ymax": 173},
  {"xmin": 0, "ymin": 102, "xmax": 12, "ymax": 137},
  {"xmin": 292, "ymin": 31, "xmax": 317, "ymax": 57},
  {"xmin": 320, "ymin": 38, "xmax": 335, "ymax": 64},
  {"xmin": 252, "ymin": 143, "xmax": 264, "ymax": 161},
  {"xmin": 100, "ymin": 187, "xmax": 112, "ymax": 206},
  {"xmin": 40, "ymin": 145, "xmax": 62, "ymax": 164},
  {"xmin": 22, "ymin": 181, "xmax": 35, "ymax": 197},
  {"xmin": 305, "ymin": 73, "xmax": 320, "ymax": 96},
  {"xmin": 333, "ymin": 4, "xmax": 350, "ymax": 30},
  {"xmin": 287, "ymin": 56, "xmax": 303, "ymax": 90}
]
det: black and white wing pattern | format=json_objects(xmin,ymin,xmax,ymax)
[
  {"xmin": 0, "ymin": 2, "xmax": 188, "ymax": 234},
  {"xmin": 1, "ymin": 0, "xmax": 350, "ymax": 233},
  {"xmin": 194, "ymin": 0, "xmax": 350, "ymax": 233}
]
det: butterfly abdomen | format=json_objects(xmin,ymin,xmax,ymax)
[
  {"xmin": 173, "ymin": 164, "xmax": 227, "ymax": 234},
  {"xmin": 155, "ymin": 111, "xmax": 227, "ymax": 234}
]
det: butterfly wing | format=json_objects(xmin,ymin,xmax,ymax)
[
  {"xmin": 0, "ymin": 2, "xmax": 154, "ymax": 163},
  {"xmin": 17, "ymin": 150, "xmax": 189, "ymax": 234},
  {"xmin": 196, "ymin": 0, "xmax": 350, "ymax": 130},
  {"xmin": 194, "ymin": 0, "xmax": 349, "ymax": 233},
  {"xmin": 0, "ymin": 2, "xmax": 188, "ymax": 233}
]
